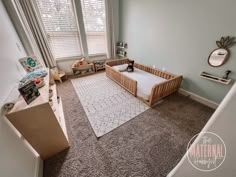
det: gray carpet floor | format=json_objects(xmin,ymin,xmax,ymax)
[{"xmin": 43, "ymin": 77, "xmax": 214, "ymax": 177}]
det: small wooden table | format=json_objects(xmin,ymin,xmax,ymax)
[
  {"xmin": 72, "ymin": 63, "xmax": 95, "ymax": 76},
  {"xmin": 93, "ymin": 60, "xmax": 106, "ymax": 72}
]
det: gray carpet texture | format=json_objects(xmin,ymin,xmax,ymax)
[{"xmin": 43, "ymin": 78, "xmax": 214, "ymax": 177}]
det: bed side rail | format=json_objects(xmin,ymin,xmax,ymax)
[
  {"xmin": 149, "ymin": 75, "xmax": 183, "ymax": 105},
  {"xmin": 105, "ymin": 64, "xmax": 137, "ymax": 96},
  {"xmin": 134, "ymin": 63, "xmax": 176, "ymax": 80},
  {"xmin": 106, "ymin": 59, "xmax": 130, "ymax": 67}
]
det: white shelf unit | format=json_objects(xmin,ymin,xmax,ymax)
[
  {"xmin": 117, "ymin": 46, "xmax": 126, "ymax": 49},
  {"xmin": 6, "ymin": 69, "xmax": 70, "ymax": 160},
  {"xmin": 117, "ymin": 54, "xmax": 126, "ymax": 57},
  {"xmin": 116, "ymin": 42, "xmax": 128, "ymax": 57},
  {"xmin": 200, "ymin": 72, "xmax": 231, "ymax": 85}
]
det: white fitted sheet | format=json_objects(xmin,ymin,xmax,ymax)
[{"xmin": 112, "ymin": 66, "xmax": 167, "ymax": 100}]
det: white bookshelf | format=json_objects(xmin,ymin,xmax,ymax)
[
  {"xmin": 200, "ymin": 72, "xmax": 231, "ymax": 85},
  {"xmin": 6, "ymin": 69, "xmax": 69, "ymax": 160}
]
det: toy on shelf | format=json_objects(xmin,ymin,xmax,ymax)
[
  {"xmin": 223, "ymin": 70, "xmax": 231, "ymax": 79},
  {"xmin": 116, "ymin": 42, "xmax": 128, "ymax": 57},
  {"xmin": 72, "ymin": 58, "xmax": 95, "ymax": 76},
  {"xmin": 18, "ymin": 80, "xmax": 40, "ymax": 105},
  {"xmin": 34, "ymin": 78, "xmax": 45, "ymax": 88},
  {"xmin": 93, "ymin": 60, "xmax": 106, "ymax": 72},
  {"xmin": 20, "ymin": 69, "xmax": 48, "ymax": 84},
  {"xmin": 116, "ymin": 42, "xmax": 128, "ymax": 48},
  {"xmin": 18, "ymin": 69, "xmax": 49, "ymax": 104},
  {"xmin": 117, "ymin": 50, "xmax": 127, "ymax": 57},
  {"xmin": 19, "ymin": 56, "xmax": 43, "ymax": 73}
]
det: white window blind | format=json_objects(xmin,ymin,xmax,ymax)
[
  {"xmin": 35, "ymin": 0, "xmax": 82, "ymax": 59},
  {"xmin": 81, "ymin": 0, "xmax": 107, "ymax": 55}
]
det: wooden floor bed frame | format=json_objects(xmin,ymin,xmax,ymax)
[{"xmin": 105, "ymin": 59, "xmax": 183, "ymax": 106}]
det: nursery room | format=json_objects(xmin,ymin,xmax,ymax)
[{"xmin": 0, "ymin": 0, "xmax": 236, "ymax": 177}]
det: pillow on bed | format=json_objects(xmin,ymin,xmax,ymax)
[{"xmin": 113, "ymin": 64, "xmax": 128, "ymax": 72}]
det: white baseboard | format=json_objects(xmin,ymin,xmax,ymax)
[{"xmin": 178, "ymin": 88, "xmax": 219, "ymax": 109}]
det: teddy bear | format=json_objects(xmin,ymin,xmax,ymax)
[{"xmin": 127, "ymin": 60, "xmax": 134, "ymax": 72}]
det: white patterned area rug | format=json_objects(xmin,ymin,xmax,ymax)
[{"xmin": 71, "ymin": 73, "xmax": 149, "ymax": 137}]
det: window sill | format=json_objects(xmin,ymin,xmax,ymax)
[
  {"xmin": 56, "ymin": 56, "xmax": 84, "ymax": 63},
  {"xmin": 88, "ymin": 54, "xmax": 107, "ymax": 62},
  {"xmin": 56, "ymin": 54, "xmax": 108, "ymax": 63}
]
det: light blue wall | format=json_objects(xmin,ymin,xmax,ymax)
[
  {"xmin": 0, "ymin": 1, "xmax": 39, "ymax": 177},
  {"xmin": 119, "ymin": 0, "xmax": 236, "ymax": 103}
]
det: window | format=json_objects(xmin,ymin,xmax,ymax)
[
  {"xmin": 34, "ymin": 0, "xmax": 107, "ymax": 59},
  {"xmin": 35, "ymin": 0, "xmax": 82, "ymax": 59},
  {"xmin": 81, "ymin": 0, "xmax": 107, "ymax": 55}
]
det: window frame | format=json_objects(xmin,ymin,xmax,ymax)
[
  {"xmin": 80, "ymin": 0, "xmax": 107, "ymax": 57},
  {"xmin": 32, "ymin": 0, "xmax": 84, "ymax": 60},
  {"xmin": 32, "ymin": 0, "xmax": 108, "ymax": 60}
]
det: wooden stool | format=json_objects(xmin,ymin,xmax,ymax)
[{"xmin": 51, "ymin": 67, "xmax": 67, "ymax": 83}]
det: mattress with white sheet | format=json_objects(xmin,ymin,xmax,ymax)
[{"xmin": 112, "ymin": 65, "xmax": 167, "ymax": 100}]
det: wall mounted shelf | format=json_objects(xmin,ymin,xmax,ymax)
[
  {"xmin": 117, "ymin": 46, "xmax": 126, "ymax": 49},
  {"xmin": 117, "ymin": 54, "xmax": 126, "ymax": 57},
  {"xmin": 116, "ymin": 42, "xmax": 128, "ymax": 58},
  {"xmin": 116, "ymin": 42, "xmax": 128, "ymax": 49},
  {"xmin": 200, "ymin": 72, "xmax": 231, "ymax": 85}
]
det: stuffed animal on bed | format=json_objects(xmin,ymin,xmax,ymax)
[{"xmin": 127, "ymin": 60, "xmax": 134, "ymax": 72}]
